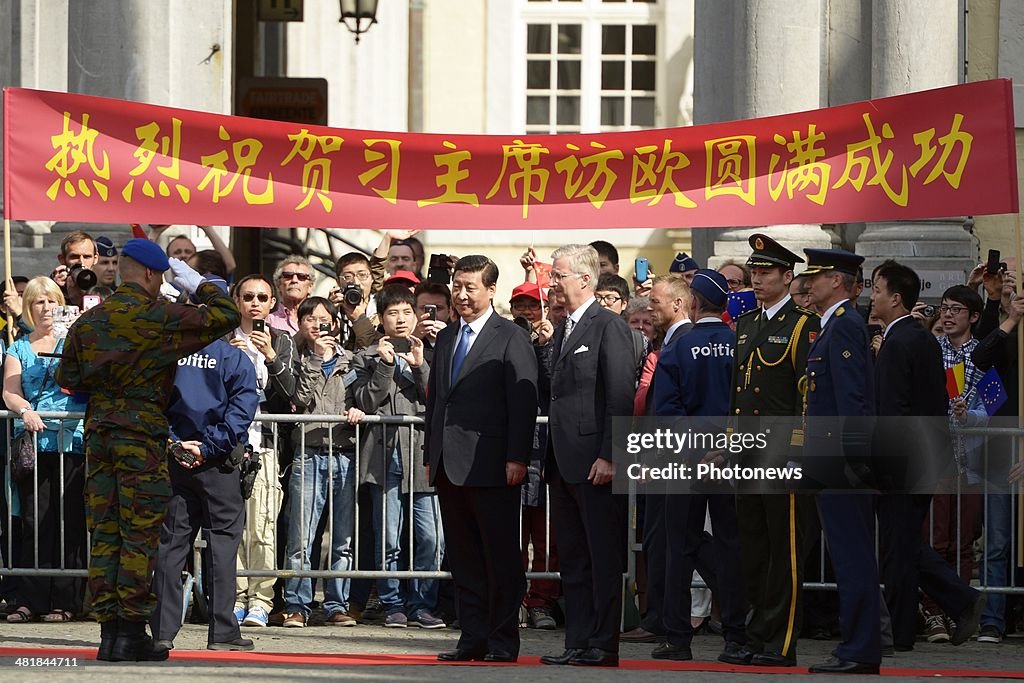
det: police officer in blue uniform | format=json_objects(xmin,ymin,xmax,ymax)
[
  {"xmin": 798, "ymin": 249, "xmax": 880, "ymax": 675},
  {"xmin": 652, "ymin": 269, "xmax": 747, "ymax": 663},
  {"xmin": 150, "ymin": 276, "xmax": 260, "ymax": 653}
]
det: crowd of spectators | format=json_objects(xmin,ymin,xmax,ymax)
[{"xmin": 1, "ymin": 226, "xmax": 1022, "ymax": 659}]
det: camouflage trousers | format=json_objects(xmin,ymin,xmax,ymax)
[{"xmin": 85, "ymin": 429, "xmax": 170, "ymax": 622}]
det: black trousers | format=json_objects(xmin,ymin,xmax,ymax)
[
  {"xmin": 151, "ymin": 460, "xmax": 244, "ymax": 645},
  {"xmin": 877, "ymin": 493, "xmax": 977, "ymax": 649},
  {"xmin": 663, "ymin": 491, "xmax": 747, "ymax": 648},
  {"xmin": 638, "ymin": 493, "xmax": 666, "ymax": 635},
  {"xmin": 549, "ymin": 468, "xmax": 626, "ymax": 653},
  {"xmin": 737, "ymin": 491, "xmax": 817, "ymax": 658},
  {"xmin": 16, "ymin": 451, "xmax": 87, "ymax": 615},
  {"xmin": 435, "ymin": 466, "xmax": 524, "ymax": 655}
]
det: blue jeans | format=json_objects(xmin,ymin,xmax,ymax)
[
  {"xmin": 283, "ymin": 449, "xmax": 356, "ymax": 617},
  {"xmin": 365, "ymin": 449, "xmax": 445, "ymax": 616},
  {"xmin": 981, "ymin": 492, "xmax": 1012, "ymax": 632}
]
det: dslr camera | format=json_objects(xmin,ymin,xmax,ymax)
[
  {"xmin": 342, "ymin": 282, "xmax": 363, "ymax": 307},
  {"xmin": 67, "ymin": 264, "xmax": 97, "ymax": 290}
]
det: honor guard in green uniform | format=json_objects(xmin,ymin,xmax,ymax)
[
  {"xmin": 722, "ymin": 233, "xmax": 819, "ymax": 668},
  {"xmin": 55, "ymin": 239, "xmax": 240, "ymax": 662}
]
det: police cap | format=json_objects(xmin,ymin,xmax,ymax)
[
  {"xmin": 96, "ymin": 236, "xmax": 117, "ymax": 257},
  {"xmin": 669, "ymin": 252, "xmax": 699, "ymax": 273},
  {"xmin": 746, "ymin": 233, "xmax": 803, "ymax": 270},
  {"xmin": 121, "ymin": 238, "xmax": 169, "ymax": 272},
  {"xmin": 690, "ymin": 269, "xmax": 729, "ymax": 308},
  {"xmin": 800, "ymin": 248, "xmax": 864, "ymax": 277}
]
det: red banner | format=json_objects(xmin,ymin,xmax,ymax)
[{"xmin": 3, "ymin": 80, "xmax": 1018, "ymax": 229}]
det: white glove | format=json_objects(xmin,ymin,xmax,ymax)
[
  {"xmin": 168, "ymin": 257, "xmax": 204, "ymax": 295},
  {"xmin": 159, "ymin": 281, "xmax": 183, "ymax": 303}
]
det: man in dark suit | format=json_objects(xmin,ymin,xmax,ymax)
[
  {"xmin": 727, "ymin": 234, "xmax": 819, "ymax": 667},
  {"xmin": 424, "ymin": 255, "xmax": 539, "ymax": 663},
  {"xmin": 799, "ymin": 249, "xmax": 881, "ymax": 675},
  {"xmin": 869, "ymin": 260, "xmax": 984, "ymax": 651},
  {"xmin": 621, "ymin": 273, "xmax": 693, "ymax": 645},
  {"xmin": 539, "ymin": 244, "xmax": 636, "ymax": 668},
  {"xmin": 651, "ymin": 269, "xmax": 746, "ymax": 663}
]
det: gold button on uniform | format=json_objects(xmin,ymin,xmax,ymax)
[
  {"xmin": 753, "ymin": 387, "xmax": 760, "ymax": 394},
  {"xmin": 735, "ymin": 408, "xmax": 741, "ymax": 414}
]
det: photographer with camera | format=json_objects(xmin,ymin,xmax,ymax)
[
  {"xmin": 150, "ymin": 275, "xmax": 259, "ymax": 654},
  {"xmin": 333, "ymin": 252, "xmax": 383, "ymax": 352},
  {"xmin": 51, "ymin": 231, "xmax": 99, "ymax": 310},
  {"xmin": 227, "ymin": 274, "xmax": 298, "ymax": 628},
  {"xmin": 278, "ymin": 296, "xmax": 365, "ymax": 628}
]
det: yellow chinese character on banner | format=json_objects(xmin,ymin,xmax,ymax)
[
  {"xmin": 198, "ymin": 126, "xmax": 274, "ymax": 205},
  {"xmin": 486, "ymin": 139, "xmax": 551, "ymax": 219},
  {"xmin": 44, "ymin": 112, "xmax": 110, "ymax": 201},
  {"xmin": 122, "ymin": 118, "xmax": 191, "ymax": 204},
  {"xmin": 418, "ymin": 140, "xmax": 478, "ymax": 207},
  {"xmin": 358, "ymin": 139, "xmax": 402, "ymax": 204},
  {"xmin": 909, "ymin": 113, "xmax": 972, "ymax": 189},
  {"xmin": 832, "ymin": 113, "xmax": 908, "ymax": 206},
  {"xmin": 768, "ymin": 124, "xmax": 830, "ymax": 205},
  {"xmin": 281, "ymin": 128, "xmax": 343, "ymax": 211},
  {"xmin": 704, "ymin": 135, "xmax": 756, "ymax": 206},
  {"xmin": 629, "ymin": 139, "xmax": 696, "ymax": 208},
  {"xmin": 553, "ymin": 141, "xmax": 624, "ymax": 210}
]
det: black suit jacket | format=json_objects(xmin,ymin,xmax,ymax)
[
  {"xmin": 543, "ymin": 301, "xmax": 637, "ymax": 484},
  {"xmin": 424, "ymin": 310, "xmax": 539, "ymax": 487},
  {"xmin": 873, "ymin": 316, "xmax": 951, "ymax": 491}
]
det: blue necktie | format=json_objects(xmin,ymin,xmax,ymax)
[{"xmin": 450, "ymin": 325, "xmax": 473, "ymax": 384}]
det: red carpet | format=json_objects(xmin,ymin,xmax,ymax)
[{"xmin": 0, "ymin": 646, "xmax": 1021, "ymax": 678}]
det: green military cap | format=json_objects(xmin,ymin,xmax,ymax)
[{"xmin": 746, "ymin": 233, "xmax": 804, "ymax": 270}]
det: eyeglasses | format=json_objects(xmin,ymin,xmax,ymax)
[
  {"xmin": 340, "ymin": 271, "xmax": 371, "ymax": 283},
  {"xmin": 595, "ymin": 293, "xmax": 623, "ymax": 305},
  {"xmin": 241, "ymin": 292, "xmax": 271, "ymax": 303},
  {"xmin": 549, "ymin": 271, "xmax": 578, "ymax": 283},
  {"xmin": 725, "ymin": 278, "xmax": 744, "ymax": 289},
  {"xmin": 939, "ymin": 305, "xmax": 968, "ymax": 315},
  {"xmin": 511, "ymin": 299, "xmax": 542, "ymax": 309},
  {"xmin": 280, "ymin": 271, "xmax": 312, "ymax": 282}
]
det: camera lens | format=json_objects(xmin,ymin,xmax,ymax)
[
  {"xmin": 344, "ymin": 283, "xmax": 363, "ymax": 307},
  {"xmin": 68, "ymin": 264, "xmax": 97, "ymax": 290}
]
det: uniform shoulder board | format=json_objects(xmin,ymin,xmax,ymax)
[
  {"xmin": 736, "ymin": 307, "xmax": 760, "ymax": 320},
  {"xmin": 835, "ymin": 306, "xmax": 845, "ymax": 317},
  {"xmin": 794, "ymin": 305, "xmax": 819, "ymax": 318}
]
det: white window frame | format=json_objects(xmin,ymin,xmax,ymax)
[{"xmin": 486, "ymin": 0, "xmax": 664, "ymax": 135}]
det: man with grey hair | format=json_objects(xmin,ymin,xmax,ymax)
[
  {"xmin": 268, "ymin": 255, "xmax": 316, "ymax": 335},
  {"xmin": 540, "ymin": 244, "xmax": 636, "ymax": 668}
]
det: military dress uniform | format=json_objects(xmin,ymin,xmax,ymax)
[
  {"xmin": 55, "ymin": 240, "xmax": 240, "ymax": 657},
  {"xmin": 728, "ymin": 234, "xmax": 819, "ymax": 667},
  {"xmin": 799, "ymin": 249, "xmax": 881, "ymax": 674}
]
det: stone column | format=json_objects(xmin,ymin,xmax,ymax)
[
  {"xmin": 856, "ymin": 0, "xmax": 975, "ymax": 295},
  {"xmin": 693, "ymin": 0, "xmax": 835, "ymax": 269}
]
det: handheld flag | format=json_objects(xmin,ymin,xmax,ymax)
[
  {"xmin": 726, "ymin": 290, "xmax": 758, "ymax": 322},
  {"xmin": 978, "ymin": 367, "xmax": 1008, "ymax": 416},
  {"xmin": 945, "ymin": 363, "xmax": 966, "ymax": 399}
]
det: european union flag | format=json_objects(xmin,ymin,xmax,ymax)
[
  {"xmin": 978, "ymin": 367, "xmax": 1008, "ymax": 416},
  {"xmin": 727, "ymin": 290, "xmax": 758, "ymax": 321}
]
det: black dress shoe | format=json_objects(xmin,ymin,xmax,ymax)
[
  {"xmin": 750, "ymin": 652, "xmax": 796, "ymax": 667},
  {"xmin": 570, "ymin": 647, "xmax": 619, "ymax": 667},
  {"xmin": 483, "ymin": 650, "xmax": 517, "ymax": 663},
  {"xmin": 808, "ymin": 656, "xmax": 879, "ymax": 674},
  {"xmin": 718, "ymin": 641, "xmax": 754, "ymax": 665},
  {"xmin": 952, "ymin": 592, "xmax": 986, "ymax": 646},
  {"xmin": 209, "ymin": 637, "xmax": 255, "ymax": 651},
  {"xmin": 437, "ymin": 648, "xmax": 488, "ymax": 662},
  {"xmin": 540, "ymin": 648, "xmax": 584, "ymax": 665},
  {"xmin": 651, "ymin": 642, "xmax": 692, "ymax": 661}
]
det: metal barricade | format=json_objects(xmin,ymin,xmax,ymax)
[{"xmin": 1, "ymin": 409, "xmax": 1022, "ymax": 605}]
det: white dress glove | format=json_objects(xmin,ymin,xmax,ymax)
[{"xmin": 167, "ymin": 257, "xmax": 204, "ymax": 295}]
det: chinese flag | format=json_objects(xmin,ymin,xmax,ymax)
[
  {"xmin": 534, "ymin": 261, "xmax": 552, "ymax": 289},
  {"xmin": 945, "ymin": 363, "xmax": 965, "ymax": 399}
]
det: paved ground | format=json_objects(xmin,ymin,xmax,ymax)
[{"xmin": 0, "ymin": 619, "xmax": 1021, "ymax": 681}]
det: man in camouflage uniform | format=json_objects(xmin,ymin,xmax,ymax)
[
  {"xmin": 56, "ymin": 239, "xmax": 240, "ymax": 662},
  {"xmin": 722, "ymin": 234, "xmax": 819, "ymax": 668}
]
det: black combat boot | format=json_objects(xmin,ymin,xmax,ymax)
[
  {"xmin": 97, "ymin": 620, "xmax": 118, "ymax": 661},
  {"xmin": 109, "ymin": 618, "xmax": 169, "ymax": 662}
]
